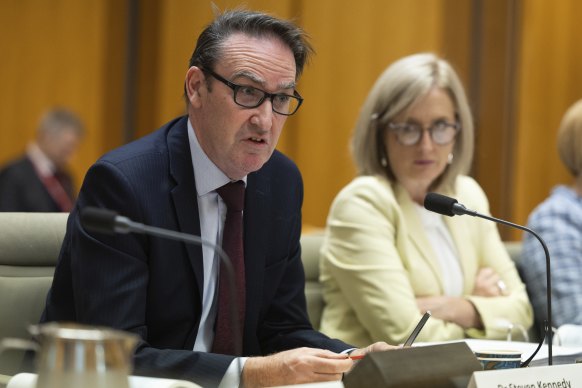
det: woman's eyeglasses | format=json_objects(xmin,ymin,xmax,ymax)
[{"xmin": 387, "ymin": 120, "xmax": 460, "ymax": 146}]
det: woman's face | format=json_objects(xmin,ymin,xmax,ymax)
[{"xmin": 384, "ymin": 87, "xmax": 457, "ymax": 199}]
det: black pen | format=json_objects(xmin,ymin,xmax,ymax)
[{"xmin": 403, "ymin": 311, "xmax": 431, "ymax": 347}]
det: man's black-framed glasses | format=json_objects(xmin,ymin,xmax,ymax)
[
  {"xmin": 387, "ymin": 120, "xmax": 460, "ymax": 146},
  {"xmin": 203, "ymin": 68, "xmax": 303, "ymax": 116}
]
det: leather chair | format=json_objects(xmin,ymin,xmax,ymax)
[
  {"xmin": 0, "ymin": 212, "xmax": 68, "ymax": 384},
  {"xmin": 300, "ymin": 232, "xmax": 326, "ymax": 330}
]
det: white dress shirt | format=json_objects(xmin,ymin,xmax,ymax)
[
  {"xmin": 26, "ymin": 142, "xmax": 57, "ymax": 177},
  {"xmin": 187, "ymin": 120, "xmax": 247, "ymax": 387},
  {"xmin": 415, "ymin": 203, "xmax": 464, "ymax": 296}
]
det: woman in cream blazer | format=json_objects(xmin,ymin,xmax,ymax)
[{"xmin": 319, "ymin": 53, "xmax": 532, "ymax": 347}]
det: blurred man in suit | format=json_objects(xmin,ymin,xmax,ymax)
[
  {"xmin": 41, "ymin": 9, "xmax": 394, "ymax": 387},
  {"xmin": 0, "ymin": 108, "xmax": 84, "ymax": 212}
]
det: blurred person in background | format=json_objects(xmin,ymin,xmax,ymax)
[
  {"xmin": 319, "ymin": 53, "xmax": 533, "ymax": 347},
  {"xmin": 0, "ymin": 107, "xmax": 84, "ymax": 212},
  {"xmin": 520, "ymin": 99, "xmax": 582, "ymax": 346}
]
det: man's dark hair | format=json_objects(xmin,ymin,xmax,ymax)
[{"xmin": 188, "ymin": 9, "xmax": 313, "ymax": 79}]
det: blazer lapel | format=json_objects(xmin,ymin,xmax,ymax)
[
  {"xmin": 167, "ymin": 117, "xmax": 204, "ymax": 299},
  {"xmin": 394, "ymin": 184, "xmax": 445, "ymax": 290}
]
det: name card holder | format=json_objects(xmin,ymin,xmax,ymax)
[
  {"xmin": 468, "ymin": 363, "xmax": 582, "ymax": 388},
  {"xmin": 344, "ymin": 342, "xmax": 482, "ymax": 388}
]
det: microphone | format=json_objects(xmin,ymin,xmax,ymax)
[
  {"xmin": 424, "ymin": 192, "xmax": 552, "ymax": 366},
  {"xmin": 79, "ymin": 207, "xmax": 243, "ymax": 367}
]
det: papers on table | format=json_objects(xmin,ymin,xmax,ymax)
[
  {"xmin": 7, "ymin": 373, "xmax": 202, "ymax": 388},
  {"xmin": 416, "ymin": 338, "xmax": 582, "ymax": 365}
]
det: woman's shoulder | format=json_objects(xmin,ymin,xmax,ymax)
[
  {"xmin": 336, "ymin": 175, "xmax": 395, "ymax": 200},
  {"xmin": 454, "ymin": 175, "xmax": 482, "ymax": 192},
  {"xmin": 453, "ymin": 175, "xmax": 489, "ymax": 210},
  {"xmin": 328, "ymin": 175, "xmax": 403, "ymax": 223},
  {"xmin": 330, "ymin": 175, "xmax": 399, "ymax": 212}
]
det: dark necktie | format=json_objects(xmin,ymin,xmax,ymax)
[{"xmin": 211, "ymin": 180, "xmax": 245, "ymax": 355}]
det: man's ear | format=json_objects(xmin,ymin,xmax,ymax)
[{"xmin": 185, "ymin": 66, "xmax": 205, "ymax": 108}]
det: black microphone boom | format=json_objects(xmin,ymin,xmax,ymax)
[
  {"xmin": 424, "ymin": 192, "xmax": 552, "ymax": 366},
  {"xmin": 80, "ymin": 206, "xmax": 243, "ymax": 361}
]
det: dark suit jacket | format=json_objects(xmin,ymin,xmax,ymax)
[
  {"xmin": 0, "ymin": 156, "xmax": 74, "ymax": 212},
  {"xmin": 41, "ymin": 116, "xmax": 350, "ymax": 386}
]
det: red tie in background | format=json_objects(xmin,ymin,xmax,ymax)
[
  {"xmin": 41, "ymin": 171, "xmax": 74, "ymax": 212},
  {"xmin": 212, "ymin": 180, "xmax": 245, "ymax": 355}
]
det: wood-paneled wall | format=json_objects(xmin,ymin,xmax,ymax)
[
  {"xmin": 291, "ymin": 0, "xmax": 471, "ymax": 229},
  {"xmin": 1, "ymin": 0, "xmax": 580, "ymax": 240},
  {"xmin": 511, "ymin": 0, "xmax": 582, "ymax": 239},
  {"xmin": 0, "ymin": 0, "xmax": 128, "ymax": 183}
]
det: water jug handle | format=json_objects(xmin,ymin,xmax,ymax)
[{"xmin": 0, "ymin": 338, "xmax": 40, "ymax": 354}]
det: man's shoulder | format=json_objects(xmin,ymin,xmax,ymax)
[
  {"xmin": 98, "ymin": 116, "xmax": 186, "ymax": 166},
  {"xmin": 0, "ymin": 155, "xmax": 35, "ymax": 179},
  {"xmin": 265, "ymin": 149, "xmax": 297, "ymax": 167},
  {"xmin": 259, "ymin": 149, "xmax": 301, "ymax": 179},
  {"xmin": 248, "ymin": 150, "xmax": 303, "ymax": 207},
  {"xmin": 528, "ymin": 186, "xmax": 581, "ymax": 226}
]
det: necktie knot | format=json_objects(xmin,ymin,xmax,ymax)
[{"xmin": 216, "ymin": 181, "xmax": 245, "ymax": 212}]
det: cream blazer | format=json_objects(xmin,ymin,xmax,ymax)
[{"xmin": 319, "ymin": 175, "xmax": 533, "ymax": 347}]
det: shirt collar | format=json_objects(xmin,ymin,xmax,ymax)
[
  {"xmin": 26, "ymin": 142, "xmax": 56, "ymax": 177},
  {"xmin": 187, "ymin": 119, "xmax": 246, "ymax": 197}
]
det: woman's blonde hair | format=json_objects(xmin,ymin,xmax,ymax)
[
  {"xmin": 557, "ymin": 99, "xmax": 582, "ymax": 177},
  {"xmin": 351, "ymin": 53, "xmax": 474, "ymax": 192}
]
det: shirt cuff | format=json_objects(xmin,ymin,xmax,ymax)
[{"xmin": 218, "ymin": 357, "xmax": 248, "ymax": 388}]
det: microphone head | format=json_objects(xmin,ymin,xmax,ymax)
[
  {"xmin": 80, "ymin": 207, "xmax": 118, "ymax": 234},
  {"xmin": 424, "ymin": 192, "xmax": 458, "ymax": 217}
]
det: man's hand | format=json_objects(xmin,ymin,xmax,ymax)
[
  {"xmin": 242, "ymin": 347, "xmax": 353, "ymax": 387},
  {"xmin": 347, "ymin": 341, "xmax": 398, "ymax": 358}
]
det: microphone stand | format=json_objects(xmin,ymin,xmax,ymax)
[
  {"xmin": 82, "ymin": 209, "xmax": 243, "ymax": 377},
  {"xmin": 453, "ymin": 205, "xmax": 552, "ymax": 366}
]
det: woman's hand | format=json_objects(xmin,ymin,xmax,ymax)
[
  {"xmin": 473, "ymin": 267, "xmax": 506, "ymax": 297},
  {"xmin": 417, "ymin": 296, "xmax": 483, "ymax": 330}
]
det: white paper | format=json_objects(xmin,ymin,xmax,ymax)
[
  {"xmin": 7, "ymin": 373, "xmax": 201, "ymax": 388},
  {"xmin": 129, "ymin": 375, "xmax": 201, "ymax": 388},
  {"xmin": 555, "ymin": 324, "xmax": 582, "ymax": 347},
  {"xmin": 415, "ymin": 338, "xmax": 582, "ymax": 362},
  {"xmin": 468, "ymin": 363, "xmax": 582, "ymax": 388},
  {"xmin": 272, "ymin": 382, "xmax": 343, "ymax": 388},
  {"xmin": 6, "ymin": 373, "xmax": 35, "ymax": 388}
]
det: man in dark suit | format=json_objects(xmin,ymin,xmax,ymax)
[
  {"xmin": 0, "ymin": 108, "xmax": 84, "ymax": 212},
  {"xmin": 41, "ymin": 9, "xmax": 394, "ymax": 387}
]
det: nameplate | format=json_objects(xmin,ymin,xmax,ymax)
[{"xmin": 468, "ymin": 363, "xmax": 582, "ymax": 388}]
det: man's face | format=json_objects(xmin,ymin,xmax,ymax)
[
  {"xmin": 186, "ymin": 33, "xmax": 297, "ymax": 180},
  {"xmin": 40, "ymin": 127, "xmax": 81, "ymax": 168}
]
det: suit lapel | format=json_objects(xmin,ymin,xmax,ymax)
[
  {"xmin": 167, "ymin": 117, "xmax": 204, "ymax": 299},
  {"xmin": 242, "ymin": 169, "xmax": 269, "ymax": 342}
]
